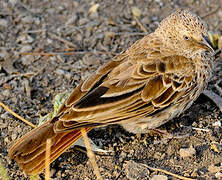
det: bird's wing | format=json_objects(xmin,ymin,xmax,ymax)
[{"xmin": 53, "ymin": 37, "xmax": 197, "ymax": 132}]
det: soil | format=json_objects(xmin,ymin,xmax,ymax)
[{"xmin": 0, "ymin": 0, "xmax": 222, "ymax": 179}]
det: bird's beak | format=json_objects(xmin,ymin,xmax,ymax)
[{"xmin": 199, "ymin": 33, "xmax": 214, "ymax": 52}]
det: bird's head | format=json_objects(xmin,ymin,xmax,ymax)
[{"xmin": 155, "ymin": 9, "xmax": 214, "ymax": 58}]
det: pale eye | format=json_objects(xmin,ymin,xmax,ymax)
[{"xmin": 184, "ymin": 36, "xmax": 189, "ymax": 40}]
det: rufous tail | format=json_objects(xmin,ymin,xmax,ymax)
[{"xmin": 8, "ymin": 121, "xmax": 92, "ymax": 175}]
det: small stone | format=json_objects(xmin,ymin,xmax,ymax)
[
  {"xmin": 210, "ymin": 142, "xmax": 221, "ymax": 153},
  {"xmin": 21, "ymin": 55, "xmax": 35, "ymax": 66},
  {"xmin": 151, "ymin": 175, "xmax": 168, "ymax": 180},
  {"xmin": 2, "ymin": 89, "xmax": 10, "ymax": 97},
  {"xmin": 0, "ymin": 19, "xmax": 8, "ymax": 27},
  {"xmin": 82, "ymin": 54, "xmax": 100, "ymax": 66},
  {"xmin": 20, "ymin": 45, "xmax": 32, "ymax": 52},
  {"xmin": 11, "ymin": 133, "xmax": 17, "ymax": 141},
  {"xmin": 212, "ymin": 121, "xmax": 221, "ymax": 127},
  {"xmin": 9, "ymin": 0, "xmax": 17, "ymax": 6},
  {"xmin": 218, "ymin": 36, "xmax": 222, "ymax": 50},
  {"xmin": 3, "ymin": 83, "xmax": 12, "ymax": 90},
  {"xmin": 89, "ymin": 3, "xmax": 100, "ymax": 14},
  {"xmin": 21, "ymin": 16, "xmax": 34, "ymax": 24},
  {"xmin": 4, "ymin": 137, "xmax": 9, "ymax": 144},
  {"xmin": 0, "ymin": 48, "xmax": 9, "ymax": 59},
  {"xmin": 17, "ymin": 34, "xmax": 34, "ymax": 44},
  {"xmin": 131, "ymin": 6, "xmax": 141, "ymax": 18},
  {"xmin": 120, "ymin": 151, "xmax": 127, "ymax": 158},
  {"xmin": 34, "ymin": 17, "xmax": 40, "ymax": 25},
  {"xmin": 208, "ymin": 164, "xmax": 222, "ymax": 174},
  {"xmin": 179, "ymin": 146, "xmax": 196, "ymax": 158},
  {"xmin": 215, "ymin": 172, "xmax": 222, "ymax": 179},
  {"xmin": 0, "ymin": 112, "xmax": 9, "ymax": 119},
  {"xmin": 124, "ymin": 160, "xmax": 150, "ymax": 180},
  {"xmin": 78, "ymin": 18, "xmax": 89, "ymax": 26},
  {"xmin": 154, "ymin": 152, "xmax": 163, "ymax": 160},
  {"xmin": 55, "ymin": 69, "xmax": 65, "ymax": 75},
  {"xmin": 65, "ymin": 15, "xmax": 77, "ymax": 26},
  {"xmin": 64, "ymin": 72, "xmax": 72, "ymax": 80},
  {"xmin": 218, "ymin": 10, "xmax": 222, "ymax": 18},
  {"xmin": 0, "ymin": 122, "xmax": 7, "ymax": 129},
  {"xmin": 103, "ymin": 32, "xmax": 115, "ymax": 46}
]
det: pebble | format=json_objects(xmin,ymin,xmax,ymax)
[
  {"xmin": 208, "ymin": 164, "xmax": 222, "ymax": 174},
  {"xmin": 0, "ymin": 121, "xmax": 7, "ymax": 129},
  {"xmin": 151, "ymin": 175, "xmax": 168, "ymax": 180},
  {"xmin": 9, "ymin": 0, "xmax": 17, "ymax": 6},
  {"xmin": 218, "ymin": 10, "xmax": 222, "ymax": 18},
  {"xmin": 21, "ymin": 55, "xmax": 35, "ymax": 66},
  {"xmin": 65, "ymin": 14, "xmax": 77, "ymax": 26},
  {"xmin": 0, "ymin": 19, "xmax": 8, "ymax": 27},
  {"xmin": 11, "ymin": 133, "xmax": 17, "ymax": 141},
  {"xmin": 89, "ymin": 3, "xmax": 100, "ymax": 14},
  {"xmin": 179, "ymin": 146, "xmax": 196, "ymax": 158},
  {"xmin": 2, "ymin": 89, "xmax": 10, "ymax": 97},
  {"xmin": 34, "ymin": 17, "xmax": 40, "ymax": 25},
  {"xmin": 17, "ymin": 34, "xmax": 34, "ymax": 44},
  {"xmin": 78, "ymin": 18, "xmax": 89, "ymax": 26},
  {"xmin": 103, "ymin": 32, "xmax": 115, "ymax": 46},
  {"xmin": 4, "ymin": 137, "xmax": 9, "ymax": 144},
  {"xmin": 82, "ymin": 54, "xmax": 100, "ymax": 66},
  {"xmin": 154, "ymin": 152, "xmax": 165, "ymax": 160},
  {"xmin": 21, "ymin": 16, "xmax": 34, "ymax": 24},
  {"xmin": 131, "ymin": 6, "xmax": 141, "ymax": 18},
  {"xmin": 124, "ymin": 160, "xmax": 150, "ymax": 180},
  {"xmin": 64, "ymin": 72, "xmax": 72, "ymax": 80},
  {"xmin": 215, "ymin": 172, "xmax": 222, "ymax": 179},
  {"xmin": 55, "ymin": 69, "xmax": 65, "ymax": 75},
  {"xmin": 212, "ymin": 121, "xmax": 221, "ymax": 127},
  {"xmin": 20, "ymin": 45, "xmax": 32, "ymax": 52}
]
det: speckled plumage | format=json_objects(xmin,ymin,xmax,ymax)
[{"xmin": 9, "ymin": 9, "xmax": 215, "ymax": 174}]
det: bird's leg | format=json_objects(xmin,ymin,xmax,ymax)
[{"xmin": 203, "ymin": 89, "xmax": 222, "ymax": 113}]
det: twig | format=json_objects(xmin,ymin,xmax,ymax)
[
  {"xmin": 19, "ymin": 50, "xmax": 116, "ymax": 56},
  {"xmin": 201, "ymin": 6, "xmax": 220, "ymax": 18},
  {"xmin": 141, "ymin": 163, "xmax": 195, "ymax": 180},
  {"xmin": 10, "ymin": 64, "xmax": 46, "ymax": 79},
  {"xmin": 45, "ymin": 139, "xmax": 51, "ymax": 180},
  {"xmin": 24, "ymin": 29, "xmax": 46, "ymax": 34},
  {"xmin": 23, "ymin": 79, "xmax": 31, "ymax": 98},
  {"xmin": 81, "ymin": 128, "xmax": 102, "ymax": 180},
  {"xmin": 12, "ymin": 72, "xmax": 36, "ymax": 78},
  {"xmin": 114, "ymin": 32, "xmax": 148, "ymax": 36},
  {"xmin": 0, "ymin": 101, "xmax": 36, "ymax": 128},
  {"xmin": 48, "ymin": 32, "xmax": 76, "ymax": 48},
  {"xmin": 134, "ymin": 16, "xmax": 148, "ymax": 33},
  {"xmin": 181, "ymin": 125, "xmax": 211, "ymax": 132}
]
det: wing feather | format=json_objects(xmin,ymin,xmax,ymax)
[{"xmin": 53, "ymin": 35, "xmax": 196, "ymax": 132}]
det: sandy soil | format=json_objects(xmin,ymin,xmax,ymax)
[{"xmin": 0, "ymin": 0, "xmax": 222, "ymax": 179}]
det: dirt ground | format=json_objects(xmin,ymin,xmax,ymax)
[{"xmin": 0, "ymin": 0, "xmax": 222, "ymax": 179}]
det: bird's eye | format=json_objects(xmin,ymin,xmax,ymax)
[{"xmin": 184, "ymin": 36, "xmax": 189, "ymax": 40}]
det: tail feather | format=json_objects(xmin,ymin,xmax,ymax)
[{"xmin": 9, "ymin": 121, "xmax": 92, "ymax": 175}]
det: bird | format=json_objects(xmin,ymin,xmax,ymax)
[{"xmin": 9, "ymin": 9, "xmax": 215, "ymax": 175}]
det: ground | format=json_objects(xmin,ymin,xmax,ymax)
[{"xmin": 0, "ymin": 0, "xmax": 222, "ymax": 179}]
